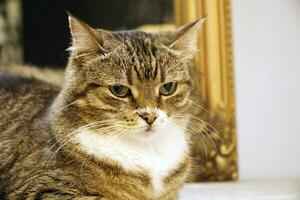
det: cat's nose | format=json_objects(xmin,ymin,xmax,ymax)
[{"xmin": 139, "ymin": 113, "xmax": 157, "ymax": 125}]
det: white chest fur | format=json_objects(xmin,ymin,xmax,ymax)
[{"xmin": 75, "ymin": 124, "xmax": 188, "ymax": 196}]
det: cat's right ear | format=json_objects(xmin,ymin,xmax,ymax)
[
  {"xmin": 67, "ymin": 13, "xmax": 101, "ymax": 52},
  {"xmin": 67, "ymin": 13, "xmax": 109, "ymax": 53},
  {"xmin": 67, "ymin": 13, "xmax": 121, "ymax": 54}
]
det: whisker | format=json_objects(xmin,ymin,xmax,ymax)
[
  {"xmin": 46, "ymin": 118, "xmax": 151, "ymax": 168},
  {"xmin": 46, "ymin": 122, "xmax": 102, "ymax": 153},
  {"xmin": 187, "ymin": 99, "xmax": 212, "ymax": 115},
  {"xmin": 173, "ymin": 114, "xmax": 223, "ymax": 156},
  {"xmin": 174, "ymin": 114, "xmax": 223, "ymax": 143},
  {"xmin": 46, "ymin": 126, "xmax": 126, "ymax": 168},
  {"xmin": 80, "ymin": 149, "xmax": 91, "ymax": 178},
  {"xmin": 46, "ymin": 134, "xmax": 80, "ymax": 168},
  {"xmin": 59, "ymin": 100, "xmax": 78, "ymax": 111}
]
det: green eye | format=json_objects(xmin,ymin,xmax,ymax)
[
  {"xmin": 109, "ymin": 85, "xmax": 130, "ymax": 98},
  {"xmin": 159, "ymin": 82, "xmax": 177, "ymax": 96}
]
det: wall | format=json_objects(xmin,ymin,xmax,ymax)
[{"xmin": 232, "ymin": 0, "xmax": 300, "ymax": 178}]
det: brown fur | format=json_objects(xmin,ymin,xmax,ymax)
[{"xmin": 0, "ymin": 16, "xmax": 204, "ymax": 200}]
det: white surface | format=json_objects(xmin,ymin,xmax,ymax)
[
  {"xmin": 180, "ymin": 179, "xmax": 300, "ymax": 200},
  {"xmin": 232, "ymin": 0, "xmax": 300, "ymax": 178}
]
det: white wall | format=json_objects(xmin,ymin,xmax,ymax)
[{"xmin": 232, "ymin": 0, "xmax": 300, "ymax": 178}]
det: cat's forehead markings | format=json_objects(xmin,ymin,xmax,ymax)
[{"xmin": 84, "ymin": 31, "xmax": 190, "ymax": 85}]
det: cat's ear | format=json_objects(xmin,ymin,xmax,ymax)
[
  {"xmin": 68, "ymin": 14, "xmax": 121, "ymax": 54},
  {"xmin": 68, "ymin": 14, "xmax": 101, "ymax": 52},
  {"xmin": 169, "ymin": 17, "xmax": 206, "ymax": 54}
]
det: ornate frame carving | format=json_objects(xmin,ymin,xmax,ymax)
[{"xmin": 174, "ymin": 0, "xmax": 238, "ymax": 181}]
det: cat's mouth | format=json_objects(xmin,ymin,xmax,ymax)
[
  {"xmin": 142, "ymin": 126, "xmax": 156, "ymax": 139},
  {"xmin": 132, "ymin": 125, "xmax": 158, "ymax": 141},
  {"xmin": 145, "ymin": 125, "xmax": 154, "ymax": 132}
]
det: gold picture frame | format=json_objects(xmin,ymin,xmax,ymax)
[{"xmin": 174, "ymin": 0, "xmax": 238, "ymax": 182}]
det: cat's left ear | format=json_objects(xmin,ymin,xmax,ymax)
[{"xmin": 169, "ymin": 17, "xmax": 206, "ymax": 54}]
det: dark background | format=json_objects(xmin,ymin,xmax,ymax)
[{"xmin": 22, "ymin": 0, "xmax": 173, "ymax": 68}]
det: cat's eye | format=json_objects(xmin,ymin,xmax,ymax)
[
  {"xmin": 159, "ymin": 82, "xmax": 177, "ymax": 96},
  {"xmin": 109, "ymin": 85, "xmax": 130, "ymax": 98}
]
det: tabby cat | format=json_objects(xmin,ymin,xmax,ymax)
[{"xmin": 0, "ymin": 15, "xmax": 204, "ymax": 200}]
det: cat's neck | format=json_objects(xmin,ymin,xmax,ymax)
[{"xmin": 75, "ymin": 125, "xmax": 189, "ymax": 196}]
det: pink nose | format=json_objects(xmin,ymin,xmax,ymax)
[{"xmin": 138, "ymin": 113, "xmax": 157, "ymax": 125}]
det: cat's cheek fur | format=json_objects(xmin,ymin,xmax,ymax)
[{"xmin": 75, "ymin": 120, "xmax": 189, "ymax": 196}]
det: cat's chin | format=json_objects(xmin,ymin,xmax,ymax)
[
  {"xmin": 128, "ymin": 119, "xmax": 179, "ymax": 143},
  {"xmin": 127, "ymin": 126, "xmax": 163, "ymax": 142},
  {"xmin": 139, "ymin": 130, "xmax": 158, "ymax": 141}
]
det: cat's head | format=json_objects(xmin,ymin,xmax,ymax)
[{"xmin": 51, "ymin": 15, "xmax": 204, "ymax": 142}]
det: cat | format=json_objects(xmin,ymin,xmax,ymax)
[{"xmin": 0, "ymin": 14, "xmax": 205, "ymax": 200}]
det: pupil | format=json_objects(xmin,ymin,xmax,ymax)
[
  {"xmin": 164, "ymin": 82, "xmax": 173, "ymax": 91},
  {"xmin": 114, "ymin": 85, "xmax": 123, "ymax": 94}
]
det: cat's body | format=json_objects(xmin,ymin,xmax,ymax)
[{"xmin": 0, "ymin": 15, "xmax": 204, "ymax": 199}]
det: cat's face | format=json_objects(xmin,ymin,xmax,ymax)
[
  {"xmin": 57, "ymin": 16, "xmax": 204, "ymax": 142},
  {"xmin": 75, "ymin": 40, "xmax": 191, "ymax": 141}
]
